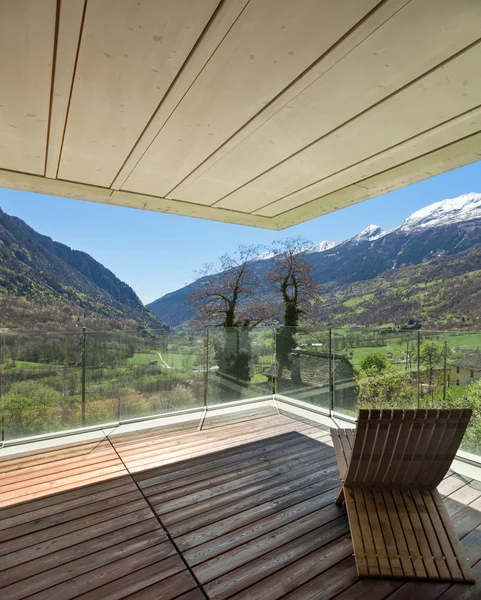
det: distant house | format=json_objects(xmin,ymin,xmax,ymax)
[
  {"xmin": 264, "ymin": 352, "xmax": 354, "ymax": 385},
  {"xmin": 264, "ymin": 350, "xmax": 356, "ymax": 411},
  {"xmin": 290, "ymin": 350, "xmax": 355, "ymax": 386},
  {"xmin": 451, "ymin": 355, "xmax": 481, "ymax": 386}
]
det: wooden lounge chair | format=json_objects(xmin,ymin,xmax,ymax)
[{"xmin": 331, "ymin": 408, "xmax": 474, "ymax": 583}]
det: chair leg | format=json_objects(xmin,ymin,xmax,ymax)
[{"xmin": 335, "ymin": 486, "xmax": 345, "ymax": 504}]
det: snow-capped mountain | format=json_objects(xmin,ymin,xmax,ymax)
[
  {"xmin": 400, "ymin": 193, "xmax": 481, "ymax": 231},
  {"xmin": 149, "ymin": 192, "xmax": 481, "ymax": 327},
  {"xmin": 352, "ymin": 224, "xmax": 385, "ymax": 242},
  {"xmin": 256, "ymin": 240, "xmax": 337, "ymax": 260},
  {"xmin": 256, "ymin": 251, "xmax": 277, "ymax": 261},
  {"xmin": 300, "ymin": 193, "xmax": 481, "ymax": 255},
  {"xmin": 305, "ymin": 240, "xmax": 338, "ymax": 253}
]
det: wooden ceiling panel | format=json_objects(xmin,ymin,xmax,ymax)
[
  {"xmin": 256, "ymin": 105, "xmax": 481, "ymax": 217},
  {"xmin": 110, "ymin": 0, "xmax": 250, "ymax": 190},
  {"xmin": 0, "ymin": 0, "xmax": 481, "ymax": 229},
  {"xmin": 176, "ymin": 0, "xmax": 481, "ymax": 209},
  {"xmin": 215, "ymin": 40, "xmax": 481, "ymax": 213},
  {"xmin": 0, "ymin": 0, "xmax": 57, "ymax": 175},
  {"xmin": 167, "ymin": 0, "xmax": 410, "ymax": 204},
  {"xmin": 46, "ymin": 0, "xmax": 86, "ymax": 179},
  {"xmin": 270, "ymin": 131, "xmax": 481, "ymax": 229},
  {"xmin": 57, "ymin": 0, "xmax": 220, "ymax": 186},
  {"xmin": 121, "ymin": 0, "xmax": 379, "ymax": 199}
]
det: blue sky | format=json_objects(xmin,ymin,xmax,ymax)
[{"xmin": 1, "ymin": 161, "xmax": 480, "ymax": 303}]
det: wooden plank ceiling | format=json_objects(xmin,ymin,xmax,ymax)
[{"xmin": 1, "ymin": 0, "xmax": 481, "ymax": 230}]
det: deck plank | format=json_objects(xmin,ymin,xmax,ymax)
[{"xmin": 0, "ymin": 410, "xmax": 478, "ymax": 599}]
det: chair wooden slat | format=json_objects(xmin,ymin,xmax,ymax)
[
  {"xmin": 343, "ymin": 486, "xmax": 369, "ymax": 578},
  {"xmin": 363, "ymin": 418, "xmax": 389, "ymax": 487},
  {"xmin": 362, "ymin": 489, "xmax": 391, "ymax": 577},
  {"xmin": 344, "ymin": 410, "xmax": 369, "ymax": 487},
  {"xmin": 410, "ymin": 488, "xmax": 451, "ymax": 580},
  {"xmin": 414, "ymin": 415, "xmax": 449, "ymax": 485},
  {"xmin": 340, "ymin": 428, "xmax": 354, "ymax": 459},
  {"xmin": 391, "ymin": 488, "xmax": 427, "ymax": 579},
  {"xmin": 372, "ymin": 488, "xmax": 403, "ymax": 578},
  {"xmin": 403, "ymin": 412, "xmax": 438, "ymax": 486},
  {"xmin": 392, "ymin": 410, "xmax": 426, "ymax": 486},
  {"xmin": 386, "ymin": 409, "xmax": 415, "ymax": 486},
  {"xmin": 352, "ymin": 410, "xmax": 380, "ymax": 486},
  {"xmin": 401, "ymin": 488, "xmax": 439, "ymax": 579},
  {"xmin": 420, "ymin": 489, "xmax": 465, "ymax": 582},
  {"xmin": 331, "ymin": 428, "xmax": 354, "ymax": 504},
  {"xmin": 430, "ymin": 489, "xmax": 475, "ymax": 583},
  {"xmin": 331, "ymin": 429, "xmax": 348, "ymax": 481},
  {"xmin": 381, "ymin": 488, "xmax": 415, "ymax": 578},
  {"xmin": 372, "ymin": 411, "xmax": 403, "ymax": 486},
  {"xmin": 330, "ymin": 408, "xmax": 473, "ymax": 583},
  {"xmin": 425, "ymin": 410, "xmax": 472, "ymax": 488},
  {"xmin": 330, "ymin": 428, "xmax": 354, "ymax": 481},
  {"xmin": 353, "ymin": 487, "xmax": 381, "ymax": 577}
]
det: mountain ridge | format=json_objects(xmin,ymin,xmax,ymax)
[
  {"xmin": 0, "ymin": 208, "xmax": 163, "ymax": 331},
  {"xmin": 148, "ymin": 193, "xmax": 481, "ymax": 328}
]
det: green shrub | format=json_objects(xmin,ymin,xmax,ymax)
[
  {"xmin": 3, "ymin": 381, "xmax": 62, "ymax": 437},
  {"xmin": 356, "ymin": 365, "xmax": 416, "ymax": 409},
  {"xmin": 440, "ymin": 379, "xmax": 481, "ymax": 455},
  {"xmin": 359, "ymin": 353, "xmax": 390, "ymax": 373}
]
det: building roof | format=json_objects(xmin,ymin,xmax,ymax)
[
  {"xmin": 265, "ymin": 350, "xmax": 355, "ymax": 384},
  {"xmin": 452, "ymin": 355, "xmax": 481, "ymax": 372},
  {"xmin": 2, "ymin": 2, "xmax": 481, "ymax": 229}
]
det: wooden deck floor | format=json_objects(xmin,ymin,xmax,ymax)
[{"xmin": 0, "ymin": 408, "xmax": 480, "ymax": 599}]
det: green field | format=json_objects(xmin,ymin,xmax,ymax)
[{"xmin": 333, "ymin": 331, "xmax": 481, "ymax": 370}]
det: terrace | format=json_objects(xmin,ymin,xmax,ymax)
[
  {"xmin": 1, "ymin": 406, "xmax": 481, "ymax": 600},
  {"xmin": 1, "ymin": 328, "xmax": 481, "ymax": 599}
]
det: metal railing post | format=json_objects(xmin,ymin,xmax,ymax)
[
  {"xmin": 117, "ymin": 331, "xmax": 121, "ymax": 423},
  {"xmin": 81, "ymin": 327, "xmax": 86, "ymax": 427},
  {"xmin": 203, "ymin": 328, "xmax": 209, "ymax": 408},
  {"xmin": 236, "ymin": 328, "xmax": 240, "ymax": 385},
  {"xmin": 417, "ymin": 330, "xmax": 421, "ymax": 408},
  {"xmin": 0, "ymin": 336, "xmax": 4, "ymax": 443},
  {"xmin": 329, "ymin": 327, "xmax": 334, "ymax": 414},
  {"xmin": 443, "ymin": 339, "xmax": 448, "ymax": 403}
]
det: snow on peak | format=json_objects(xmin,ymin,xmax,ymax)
[
  {"xmin": 353, "ymin": 224, "xmax": 384, "ymax": 241},
  {"xmin": 401, "ymin": 193, "xmax": 481, "ymax": 231},
  {"xmin": 255, "ymin": 251, "xmax": 276, "ymax": 261},
  {"xmin": 305, "ymin": 240, "xmax": 338, "ymax": 254}
]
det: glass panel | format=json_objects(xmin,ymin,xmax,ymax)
[
  {"xmin": 333, "ymin": 329, "xmax": 419, "ymax": 418},
  {"xmin": 2, "ymin": 332, "xmax": 85, "ymax": 440},
  {"xmin": 118, "ymin": 329, "xmax": 205, "ymax": 420},
  {"xmin": 84, "ymin": 331, "xmax": 121, "ymax": 427},
  {"xmin": 421, "ymin": 331, "xmax": 481, "ymax": 456},
  {"xmin": 274, "ymin": 327, "xmax": 332, "ymax": 411},
  {"xmin": 207, "ymin": 327, "xmax": 275, "ymax": 405}
]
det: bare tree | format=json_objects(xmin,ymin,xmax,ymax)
[
  {"xmin": 186, "ymin": 245, "xmax": 274, "ymax": 397},
  {"xmin": 268, "ymin": 237, "xmax": 322, "ymax": 381},
  {"xmin": 187, "ymin": 244, "xmax": 273, "ymax": 328}
]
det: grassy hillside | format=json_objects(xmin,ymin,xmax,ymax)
[
  {"xmin": 320, "ymin": 245, "xmax": 481, "ymax": 328},
  {"xmin": 0, "ymin": 208, "xmax": 163, "ymax": 332}
]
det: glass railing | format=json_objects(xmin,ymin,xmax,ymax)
[
  {"xmin": 1, "ymin": 326, "xmax": 480, "ymax": 459},
  {"xmin": 207, "ymin": 327, "xmax": 275, "ymax": 405},
  {"xmin": 275, "ymin": 328, "xmax": 332, "ymax": 411},
  {"xmin": 116, "ymin": 329, "xmax": 205, "ymax": 421},
  {"xmin": 1, "ymin": 332, "xmax": 85, "ymax": 440}
]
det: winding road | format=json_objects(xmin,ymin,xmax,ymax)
[{"xmin": 157, "ymin": 352, "xmax": 172, "ymax": 369}]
